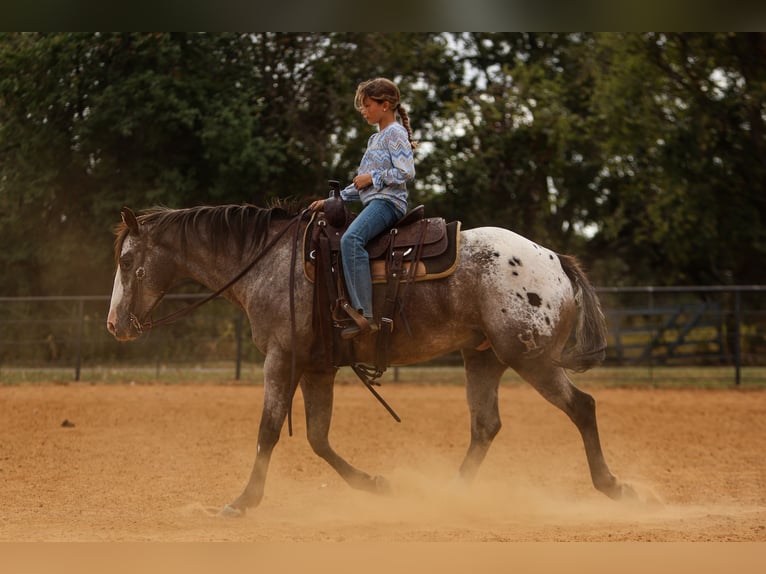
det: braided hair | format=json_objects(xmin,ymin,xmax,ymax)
[{"xmin": 354, "ymin": 78, "xmax": 419, "ymax": 151}]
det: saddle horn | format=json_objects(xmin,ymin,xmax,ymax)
[{"xmin": 323, "ymin": 180, "xmax": 347, "ymax": 228}]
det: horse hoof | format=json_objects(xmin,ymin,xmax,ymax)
[
  {"xmin": 219, "ymin": 504, "xmax": 246, "ymax": 518},
  {"xmin": 373, "ymin": 475, "xmax": 392, "ymax": 495}
]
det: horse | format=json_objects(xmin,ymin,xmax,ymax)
[{"xmin": 107, "ymin": 202, "xmax": 637, "ymax": 517}]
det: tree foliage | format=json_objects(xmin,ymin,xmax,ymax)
[
  {"xmin": 0, "ymin": 32, "xmax": 764, "ymax": 296},
  {"xmin": 588, "ymin": 33, "xmax": 766, "ymax": 285}
]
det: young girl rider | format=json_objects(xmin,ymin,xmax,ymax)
[{"xmin": 310, "ymin": 77, "xmax": 417, "ymax": 339}]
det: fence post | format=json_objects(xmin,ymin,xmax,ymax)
[
  {"xmin": 235, "ymin": 312, "xmax": 243, "ymax": 381},
  {"xmin": 734, "ymin": 289, "xmax": 742, "ymax": 386},
  {"xmin": 74, "ymin": 298, "xmax": 84, "ymax": 381},
  {"xmin": 647, "ymin": 288, "xmax": 654, "ymax": 384}
]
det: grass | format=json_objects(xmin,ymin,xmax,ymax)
[
  {"xmin": 377, "ymin": 365, "xmax": 766, "ymax": 389},
  {"xmin": 570, "ymin": 365, "xmax": 766, "ymax": 389},
  {"xmin": 0, "ymin": 363, "xmax": 257, "ymax": 386},
  {"xmin": 1, "ymin": 363, "xmax": 765, "ymax": 389}
]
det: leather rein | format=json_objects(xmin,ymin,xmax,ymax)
[
  {"xmin": 129, "ymin": 210, "xmax": 307, "ymax": 333},
  {"xmin": 128, "ymin": 209, "xmax": 308, "ymax": 436},
  {"xmin": 126, "ymin": 206, "xmax": 395, "ymax": 432}
]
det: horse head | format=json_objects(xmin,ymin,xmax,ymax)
[{"xmin": 107, "ymin": 207, "xmax": 175, "ymax": 341}]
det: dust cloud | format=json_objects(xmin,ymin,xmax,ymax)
[{"xmin": 174, "ymin": 461, "xmax": 760, "ymax": 543}]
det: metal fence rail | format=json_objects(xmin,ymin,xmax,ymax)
[
  {"xmin": 597, "ymin": 286, "xmax": 766, "ymax": 384},
  {"xmin": 1, "ymin": 286, "xmax": 765, "ymax": 384},
  {"xmin": 0, "ymin": 294, "xmax": 258, "ymax": 381}
]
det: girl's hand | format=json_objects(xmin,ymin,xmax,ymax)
[
  {"xmin": 309, "ymin": 199, "xmax": 325, "ymax": 212},
  {"xmin": 353, "ymin": 174, "xmax": 373, "ymax": 189}
]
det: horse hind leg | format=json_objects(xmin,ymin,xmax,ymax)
[
  {"xmin": 458, "ymin": 347, "xmax": 507, "ymax": 483},
  {"xmin": 300, "ymin": 369, "xmax": 390, "ymax": 494},
  {"xmin": 516, "ymin": 362, "xmax": 635, "ymax": 500}
]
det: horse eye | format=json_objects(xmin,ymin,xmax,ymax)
[{"xmin": 120, "ymin": 254, "xmax": 133, "ymax": 271}]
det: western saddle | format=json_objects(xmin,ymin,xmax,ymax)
[{"xmin": 304, "ymin": 181, "xmax": 461, "ymax": 382}]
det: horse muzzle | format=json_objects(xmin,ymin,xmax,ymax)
[{"xmin": 106, "ymin": 311, "xmax": 142, "ymax": 342}]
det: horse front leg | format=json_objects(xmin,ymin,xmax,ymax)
[
  {"xmin": 301, "ymin": 369, "xmax": 390, "ymax": 494},
  {"xmin": 221, "ymin": 352, "xmax": 300, "ymax": 517}
]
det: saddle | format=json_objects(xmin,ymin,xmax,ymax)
[
  {"xmin": 304, "ymin": 188, "xmax": 461, "ymax": 379},
  {"xmin": 304, "ymin": 205, "xmax": 460, "ymax": 285}
]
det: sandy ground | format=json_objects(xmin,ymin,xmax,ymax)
[{"xmin": 1, "ymin": 381, "xmax": 765, "ymax": 543}]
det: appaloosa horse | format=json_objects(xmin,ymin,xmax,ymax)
[{"xmin": 107, "ymin": 203, "xmax": 636, "ymax": 516}]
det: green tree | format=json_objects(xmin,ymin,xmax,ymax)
[
  {"xmin": 588, "ymin": 32, "xmax": 766, "ymax": 285},
  {"xmin": 423, "ymin": 32, "xmax": 766, "ymax": 286},
  {"xmin": 0, "ymin": 32, "xmax": 456, "ymax": 295},
  {"xmin": 425, "ymin": 33, "xmax": 602, "ymax": 255},
  {"xmin": 2, "ymin": 32, "xmax": 765, "ymax": 298},
  {"xmin": 1, "ymin": 33, "xmax": 280, "ymax": 294}
]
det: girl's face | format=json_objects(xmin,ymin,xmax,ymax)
[{"xmin": 359, "ymin": 96, "xmax": 388, "ymax": 126}]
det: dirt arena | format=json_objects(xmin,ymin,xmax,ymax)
[{"xmin": 1, "ymin": 379, "xmax": 765, "ymax": 542}]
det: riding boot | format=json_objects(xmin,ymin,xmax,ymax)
[{"xmin": 339, "ymin": 302, "xmax": 378, "ymax": 339}]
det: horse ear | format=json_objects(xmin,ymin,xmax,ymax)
[{"xmin": 121, "ymin": 207, "xmax": 140, "ymax": 235}]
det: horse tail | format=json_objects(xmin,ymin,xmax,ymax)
[{"xmin": 555, "ymin": 254, "xmax": 608, "ymax": 372}]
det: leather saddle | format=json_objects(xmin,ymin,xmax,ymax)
[
  {"xmin": 305, "ymin": 194, "xmax": 461, "ymax": 377},
  {"xmin": 304, "ymin": 204, "xmax": 460, "ymax": 285}
]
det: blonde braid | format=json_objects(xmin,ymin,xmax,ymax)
[{"xmin": 396, "ymin": 104, "xmax": 419, "ymax": 151}]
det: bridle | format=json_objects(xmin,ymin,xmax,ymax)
[
  {"xmin": 121, "ymin": 205, "xmax": 396, "ymax": 431},
  {"xmin": 125, "ymin": 210, "xmax": 307, "ymax": 334},
  {"xmin": 127, "ymin": 264, "xmax": 165, "ymax": 334}
]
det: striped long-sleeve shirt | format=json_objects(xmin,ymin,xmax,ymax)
[{"xmin": 340, "ymin": 122, "xmax": 415, "ymax": 217}]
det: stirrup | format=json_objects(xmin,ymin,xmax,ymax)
[
  {"xmin": 341, "ymin": 318, "xmax": 379, "ymax": 340},
  {"xmin": 341, "ymin": 302, "xmax": 368, "ymax": 328}
]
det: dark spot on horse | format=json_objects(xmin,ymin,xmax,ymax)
[
  {"xmin": 527, "ymin": 292, "xmax": 542, "ymax": 307},
  {"xmin": 545, "ymin": 316, "xmax": 551, "ymax": 325},
  {"xmin": 549, "ymin": 254, "xmax": 554, "ymax": 260},
  {"xmin": 501, "ymin": 308, "xmax": 507, "ymax": 313},
  {"xmin": 474, "ymin": 248, "xmax": 497, "ymax": 268},
  {"xmin": 516, "ymin": 292, "xmax": 524, "ymax": 300},
  {"xmin": 512, "ymin": 271, "xmax": 519, "ymax": 276},
  {"xmin": 493, "ymin": 252, "xmax": 500, "ymax": 257},
  {"xmin": 508, "ymin": 256, "xmax": 522, "ymax": 266},
  {"xmin": 546, "ymin": 303, "xmax": 551, "ymax": 309}
]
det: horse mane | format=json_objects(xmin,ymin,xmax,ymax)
[{"xmin": 113, "ymin": 200, "xmax": 301, "ymax": 265}]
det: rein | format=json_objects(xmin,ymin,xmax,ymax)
[
  {"xmin": 130, "ymin": 211, "xmax": 307, "ymax": 332},
  {"xmin": 127, "ymin": 206, "xmax": 397, "ymax": 431}
]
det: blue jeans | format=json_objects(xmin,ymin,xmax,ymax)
[{"xmin": 341, "ymin": 199, "xmax": 402, "ymax": 319}]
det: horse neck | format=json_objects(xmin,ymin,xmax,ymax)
[{"xmin": 163, "ymin": 217, "xmax": 295, "ymax": 300}]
